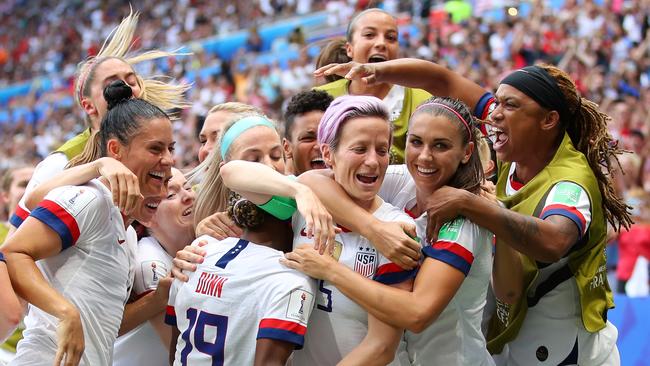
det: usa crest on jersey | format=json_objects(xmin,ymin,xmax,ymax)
[{"xmin": 354, "ymin": 247, "xmax": 377, "ymax": 277}]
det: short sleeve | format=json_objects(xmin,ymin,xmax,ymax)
[
  {"xmin": 132, "ymin": 237, "xmax": 173, "ymax": 297},
  {"xmin": 378, "ymin": 165, "xmax": 411, "ymax": 205},
  {"xmin": 257, "ymin": 276, "xmax": 316, "ymax": 349},
  {"xmin": 474, "ymin": 93, "xmax": 496, "ymax": 137},
  {"xmin": 422, "ymin": 216, "xmax": 478, "ymax": 276},
  {"xmin": 539, "ymin": 181, "xmax": 592, "ymax": 239},
  {"xmin": 165, "ymin": 280, "xmax": 180, "ymax": 327},
  {"xmin": 29, "ymin": 185, "xmax": 102, "ymax": 251},
  {"xmin": 10, "ymin": 153, "xmax": 69, "ymax": 228}
]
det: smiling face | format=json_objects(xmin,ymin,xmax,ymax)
[
  {"xmin": 346, "ymin": 10, "xmax": 399, "ymax": 64},
  {"xmin": 82, "ymin": 58, "xmax": 142, "ymax": 129},
  {"xmin": 284, "ymin": 110, "xmax": 326, "ymax": 175},
  {"xmin": 322, "ymin": 116, "xmax": 390, "ymax": 208},
  {"xmin": 490, "ymin": 84, "xmax": 549, "ymax": 163},
  {"xmin": 199, "ymin": 110, "xmax": 234, "ymax": 163},
  {"xmin": 228, "ymin": 126, "xmax": 285, "ymax": 173},
  {"xmin": 406, "ymin": 113, "xmax": 473, "ymax": 194},
  {"xmin": 149, "ymin": 168, "xmax": 195, "ymax": 252},
  {"xmin": 111, "ymin": 116, "xmax": 175, "ymax": 223}
]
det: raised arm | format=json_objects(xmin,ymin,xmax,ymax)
[
  {"xmin": 24, "ymin": 157, "xmax": 141, "ymax": 215},
  {"xmin": 315, "ymin": 58, "xmax": 488, "ymax": 112},
  {"xmin": 220, "ymin": 160, "xmax": 336, "ymax": 249},
  {"xmin": 299, "ymin": 170, "xmax": 420, "ymax": 269}
]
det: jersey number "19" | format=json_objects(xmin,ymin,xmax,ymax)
[{"xmin": 181, "ymin": 308, "xmax": 228, "ymax": 366}]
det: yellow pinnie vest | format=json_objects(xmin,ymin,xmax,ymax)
[
  {"xmin": 487, "ymin": 133, "xmax": 614, "ymax": 354},
  {"xmin": 54, "ymin": 128, "xmax": 91, "ymax": 160},
  {"xmin": 315, "ymin": 79, "xmax": 431, "ymax": 164}
]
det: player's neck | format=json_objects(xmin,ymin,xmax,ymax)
[{"xmin": 241, "ymin": 216, "xmax": 292, "ymax": 253}]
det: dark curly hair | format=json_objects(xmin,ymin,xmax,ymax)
[
  {"xmin": 284, "ymin": 90, "xmax": 333, "ymax": 139},
  {"xmin": 227, "ymin": 192, "xmax": 268, "ymax": 230}
]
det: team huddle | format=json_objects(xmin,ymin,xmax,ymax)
[{"xmin": 0, "ymin": 7, "xmax": 630, "ymax": 366}]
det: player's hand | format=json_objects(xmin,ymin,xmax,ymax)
[
  {"xmin": 314, "ymin": 61, "xmax": 379, "ymax": 84},
  {"xmin": 153, "ymin": 275, "xmax": 173, "ymax": 305},
  {"xmin": 424, "ymin": 186, "xmax": 469, "ymax": 243},
  {"xmin": 54, "ymin": 307, "xmax": 84, "ymax": 366},
  {"xmin": 480, "ymin": 180, "xmax": 498, "ymax": 203},
  {"xmin": 366, "ymin": 220, "xmax": 420, "ymax": 270},
  {"xmin": 95, "ymin": 157, "xmax": 143, "ymax": 215},
  {"xmin": 294, "ymin": 184, "xmax": 338, "ymax": 254},
  {"xmin": 171, "ymin": 240, "xmax": 208, "ymax": 282},
  {"xmin": 281, "ymin": 244, "xmax": 338, "ymax": 281},
  {"xmin": 195, "ymin": 211, "xmax": 243, "ymax": 239}
]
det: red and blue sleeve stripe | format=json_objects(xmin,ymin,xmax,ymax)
[
  {"xmin": 257, "ymin": 318, "xmax": 307, "ymax": 349},
  {"xmin": 30, "ymin": 200, "xmax": 80, "ymax": 250},
  {"xmin": 374, "ymin": 263, "xmax": 418, "ymax": 285},
  {"xmin": 423, "ymin": 241, "xmax": 474, "ymax": 276},
  {"xmin": 9, "ymin": 205, "xmax": 30, "ymax": 228},
  {"xmin": 540, "ymin": 204, "xmax": 587, "ymax": 238},
  {"xmin": 164, "ymin": 305, "xmax": 177, "ymax": 326}
]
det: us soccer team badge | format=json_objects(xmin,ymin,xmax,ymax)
[{"xmin": 354, "ymin": 246, "xmax": 377, "ymax": 277}]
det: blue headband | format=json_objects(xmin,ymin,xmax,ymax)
[{"xmin": 220, "ymin": 116, "xmax": 275, "ymax": 159}]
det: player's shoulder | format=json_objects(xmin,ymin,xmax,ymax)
[
  {"xmin": 44, "ymin": 180, "xmax": 109, "ymax": 215},
  {"xmin": 375, "ymin": 199, "xmax": 414, "ymax": 224},
  {"xmin": 137, "ymin": 236, "xmax": 172, "ymax": 262}
]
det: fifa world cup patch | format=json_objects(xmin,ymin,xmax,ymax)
[
  {"xmin": 140, "ymin": 260, "xmax": 168, "ymax": 290},
  {"xmin": 57, "ymin": 187, "xmax": 96, "ymax": 217},
  {"xmin": 552, "ymin": 182, "xmax": 583, "ymax": 206},
  {"xmin": 437, "ymin": 216, "xmax": 464, "ymax": 242},
  {"xmin": 286, "ymin": 289, "xmax": 314, "ymax": 324}
]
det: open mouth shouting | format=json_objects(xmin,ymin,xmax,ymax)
[
  {"xmin": 492, "ymin": 127, "xmax": 508, "ymax": 152},
  {"xmin": 356, "ymin": 173, "xmax": 379, "ymax": 186},
  {"xmin": 368, "ymin": 54, "xmax": 387, "ymax": 63},
  {"xmin": 181, "ymin": 206, "xmax": 193, "ymax": 218},
  {"xmin": 310, "ymin": 157, "xmax": 327, "ymax": 170}
]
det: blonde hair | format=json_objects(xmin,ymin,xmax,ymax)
[
  {"xmin": 192, "ymin": 114, "xmax": 280, "ymax": 229},
  {"xmin": 208, "ymin": 102, "xmax": 262, "ymax": 116},
  {"xmin": 69, "ymin": 9, "xmax": 191, "ymax": 168}
]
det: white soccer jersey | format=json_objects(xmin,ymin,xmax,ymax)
[
  {"xmin": 113, "ymin": 236, "xmax": 172, "ymax": 366},
  {"xmin": 10, "ymin": 152, "xmax": 69, "ymax": 228},
  {"xmin": 291, "ymin": 200, "xmax": 418, "ymax": 366},
  {"xmin": 165, "ymin": 236, "xmax": 317, "ymax": 366},
  {"xmin": 13, "ymin": 180, "xmax": 136, "ymax": 366},
  {"xmin": 378, "ymin": 164, "xmax": 495, "ymax": 366},
  {"xmin": 501, "ymin": 164, "xmax": 617, "ymax": 365}
]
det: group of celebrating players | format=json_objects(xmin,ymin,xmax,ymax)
[{"xmin": 0, "ymin": 7, "xmax": 630, "ymax": 366}]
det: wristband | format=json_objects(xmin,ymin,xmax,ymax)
[{"xmin": 258, "ymin": 196, "xmax": 297, "ymax": 220}]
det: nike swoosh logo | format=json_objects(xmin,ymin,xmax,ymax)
[
  {"xmin": 118, "ymin": 239, "xmax": 125, "ymax": 244},
  {"xmin": 300, "ymin": 228, "xmax": 308, "ymax": 237}
]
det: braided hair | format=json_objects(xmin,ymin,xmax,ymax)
[
  {"xmin": 226, "ymin": 192, "xmax": 267, "ymax": 230},
  {"xmin": 539, "ymin": 64, "xmax": 632, "ymax": 230}
]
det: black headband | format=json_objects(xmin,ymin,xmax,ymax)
[{"xmin": 500, "ymin": 66, "xmax": 570, "ymax": 122}]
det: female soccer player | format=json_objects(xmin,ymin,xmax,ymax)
[
  {"xmin": 315, "ymin": 9, "xmax": 431, "ymax": 164},
  {"xmin": 8, "ymin": 10, "xmax": 189, "ymax": 232},
  {"xmin": 279, "ymin": 97, "xmax": 496, "ymax": 365},
  {"xmin": 220, "ymin": 95, "xmax": 418, "ymax": 365},
  {"xmin": 2, "ymin": 81, "xmax": 175, "ymax": 366}
]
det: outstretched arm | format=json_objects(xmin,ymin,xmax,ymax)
[
  {"xmin": 283, "ymin": 246, "xmax": 464, "ymax": 333},
  {"xmin": 315, "ymin": 58, "xmax": 488, "ymax": 112}
]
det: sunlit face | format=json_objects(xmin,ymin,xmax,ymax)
[
  {"xmin": 198, "ymin": 110, "xmax": 234, "ymax": 163},
  {"xmin": 228, "ymin": 126, "xmax": 285, "ymax": 173},
  {"xmin": 112, "ymin": 117, "xmax": 175, "ymax": 223},
  {"xmin": 7, "ymin": 167, "xmax": 34, "ymax": 215},
  {"xmin": 150, "ymin": 168, "xmax": 195, "ymax": 253},
  {"xmin": 406, "ymin": 113, "xmax": 473, "ymax": 194},
  {"xmin": 490, "ymin": 84, "xmax": 548, "ymax": 163},
  {"xmin": 346, "ymin": 11, "xmax": 399, "ymax": 64},
  {"xmin": 83, "ymin": 58, "xmax": 142, "ymax": 129},
  {"xmin": 284, "ymin": 110, "xmax": 326, "ymax": 175},
  {"xmin": 323, "ymin": 116, "xmax": 390, "ymax": 208}
]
